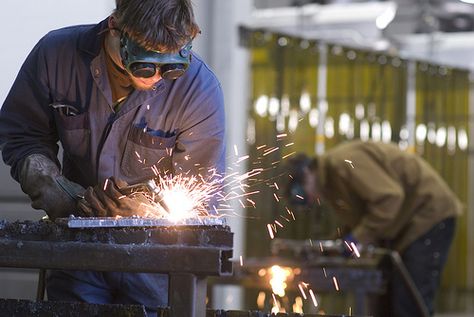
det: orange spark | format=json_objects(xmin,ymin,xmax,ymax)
[
  {"xmin": 333, "ymin": 276, "xmax": 340, "ymax": 291},
  {"xmin": 309, "ymin": 289, "xmax": 318, "ymax": 307},
  {"xmin": 267, "ymin": 224, "xmax": 275, "ymax": 239},
  {"xmin": 298, "ymin": 283, "xmax": 307, "ymax": 300}
]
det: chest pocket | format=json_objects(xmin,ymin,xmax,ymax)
[
  {"xmin": 54, "ymin": 111, "xmax": 90, "ymax": 160},
  {"xmin": 121, "ymin": 125, "xmax": 177, "ymax": 181}
]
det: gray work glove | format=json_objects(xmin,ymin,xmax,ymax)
[
  {"xmin": 77, "ymin": 177, "xmax": 154, "ymax": 218},
  {"xmin": 19, "ymin": 154, "xmax": 86, "ymax": 220}
]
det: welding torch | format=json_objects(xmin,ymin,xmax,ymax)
[{"xmin": 119, "ymin": 179, "xmax": 171, "ymax": 215}]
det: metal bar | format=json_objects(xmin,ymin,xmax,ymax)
[
  {"xmin": 387, "ymin": 251, "xmax": 430, "ymax": 317},
  {"xmin": 0, "ymin": 299, "xmax": 147, "ymax": 317},
  {"xmin": 316, "ymin": 42, "xmax": 328, "ymax": 155},
  {"xmin": 406, "ymin": 60, "xmax": 416, "ymax": 152},
  {"xmin": 0, "ymin": 239, "xmax": 232, "ymax": 275},
  {"xmin": 169, "ymin": 273, "xmax": 207, "ymax": 317},
  {"xmin": 66, "ymin": 216, "xmax": 225, "ymax": 228},
  {"xmin": 0, "ymin": 220, "xmax": 233, "ymax": 247},
  {"xmin": 36, "ymin": 269, "xmax": 46, "ymax": 301}
]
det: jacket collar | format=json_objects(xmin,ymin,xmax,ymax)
[{"xmin": 78, "ymin": 18, "xmax": 109, "ymax": 57}]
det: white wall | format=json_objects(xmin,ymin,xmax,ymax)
[{"xmin": 0, "ymin": 0, "xmax": 116, "ymax": 103}]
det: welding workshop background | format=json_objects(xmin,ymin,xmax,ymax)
[{"xmin": 241, "ymin": 28, "xmax": 472, "ymax": 311}]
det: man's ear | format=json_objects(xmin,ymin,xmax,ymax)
[{"xmin": 108, "ymin": 15, "xmax": 120, "ymax": 36}]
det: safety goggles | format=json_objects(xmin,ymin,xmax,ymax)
[{"xmin": 119, "ymin": 32, "xmax": 193, "ymax": 80}]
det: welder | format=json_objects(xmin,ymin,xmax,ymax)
[
  {"xmin": 0, "ymin": 0, "xmax": 225, "ymax": 315},
  {"xmin": 284, "ymin": 140, "xmax": 461, "ymax": 317}
]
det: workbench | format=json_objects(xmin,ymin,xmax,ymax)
[{"xmin": 0, "ymin": 218, "xmax": 233, "ymax": 317}]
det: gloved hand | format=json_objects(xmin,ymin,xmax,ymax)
[
  {"xmin": 77, "ymin": 177, "xmax": 154, "ymax": 217},
  {"xmin": 19, "ymin": 154, "xmax": 86, "ymax": 220},
  {"xmin": 342, "ymin": 233, "xmax": 360, "ymax": 258}
]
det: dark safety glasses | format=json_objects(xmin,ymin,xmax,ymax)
[{"xmin": 119, "ymin": 33, "xmax": 193, "ymax": 80}]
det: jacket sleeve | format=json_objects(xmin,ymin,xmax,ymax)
[
  {"xmin": 334, "ymin": 151, "xmax": 405, "ymax": 243},
  {"xmin": 0, "ymin": 36, "xmax": 59, "ymax": 181}
]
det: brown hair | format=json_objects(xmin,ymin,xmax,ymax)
[{"xmin": 114, "ymin": 0, "xmax": 200, "ymax": 52}]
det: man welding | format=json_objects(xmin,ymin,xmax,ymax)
[
  {"xmin": 284, "ymin": 140, "xmax": 461, "ymax": 317},
  {"xmin": 0, "ymin": 0, "xmax": 225, "ymax": 315}
]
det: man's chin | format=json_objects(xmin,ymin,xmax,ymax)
[
  {"xmin": 131, "ymin": 82, "xmax": 155, "ymax": 91},
  {"xmin": 131, "ymin": 77, "xmax": 161, "ymax": 91}
]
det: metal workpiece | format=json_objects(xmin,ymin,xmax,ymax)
[{"xmin": 65, "ymin": 216, "xmax": 226, "ymax": 228}]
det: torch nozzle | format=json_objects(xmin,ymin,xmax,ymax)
[
  {"xmin": 145, "ymin": 179, "xmax": 171, "ymax": 214},
  {"xmin": 119, "ymin": 179, "xmax": 171, "ymax": 215}
]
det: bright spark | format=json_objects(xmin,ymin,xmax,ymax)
[
  {"xmin": 263, "ymin": 146, "xmax": 279, "ymax": 156},
  {"xmin": 273, "ymin": 193, "xmax": 280, "ymax": 202},
  {"xmin": 333, "ymin": 276, "xmax": 340, "ymax": 291},
  {"xmin": 293, "ymin": 296, "xmax": 304, "ymax": 314},
  {"xmin": 298, "ymin": 283, "xmax": 307, "ymax": 299},
  {"xmin": 267, "ymin": 224, "xmax": 275, "ymax": 239},
  {"xmin": 350, "ymin": 242, "xmax": 361, "ymax": 258},
  {"xmin": 309, "ymin": 289, "xmax": 318, "ymax": 307},
  {"xmin": 282, "ymin": 152, "xmax": 296, "ymax": 159},
  {"xmin": 344, "ymin": 159, "xmax": 355, "ymax": 168},
  {"xmin": 269, "ymin": 265, "xmax": 293, "ymax": 297},
  {"xmin": 256, "ymin": 291, "xmax": 266, "ymax": 309},
  {"xmin": 236, "ymin": 155, "xmax": 250, "ymax": 163},
  {"xmin": 140, "ymin": 173, "xmax": 221, "ymax": 222},
  {"xmin": 344, "ymin": 240, "xmax": 353, "ymax": 252}
]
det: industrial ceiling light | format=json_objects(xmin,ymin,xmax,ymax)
[
  {"xmin": 299, "ymin": 91, "xmax": 311, "ymax": 113},
  {"xmin": 254, "ymin": 95, "xmax": 269, "ymax": 117},
  {"xmin": 268, "ymin": 97, "xmax": 280, "ymax": 117},
  {"xmin": 381, "ymin": 120, "xmax": 392, "ymax": 143}
]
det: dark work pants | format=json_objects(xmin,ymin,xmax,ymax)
[
  {"xmin": 46, "ymin": 270, "xmax": 169, "ymax": 317},
  {"xmin": 391, "ymin": 217, "xmax": 456, "ymax": 317}
]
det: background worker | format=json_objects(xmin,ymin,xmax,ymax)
[
  {"xmin": 285, "ymin": 140, "xmax": 462, "ymax": 317},
  {"xmin": 0, "ymin": 0, "xmax": 225, "ymax": 314}
]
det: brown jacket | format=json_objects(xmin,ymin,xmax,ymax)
[{"xmin": 317, "ymin": 140, "xmax": 462, "ymax": 252}]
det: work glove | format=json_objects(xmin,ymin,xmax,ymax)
[
  {"xmin": 77, "ymin": 177, "xmax": 156, "ymax": 218},
  {"xmin": 19, "ymin": 154, "xmax": 86, "ymax": 220}
]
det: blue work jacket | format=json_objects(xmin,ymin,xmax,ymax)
[{"xmin": 0, "ymin": 19, "xmax": 225, "ymax": 189}]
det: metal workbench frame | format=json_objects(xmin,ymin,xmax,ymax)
[{"xmin": 0, "ymin": 219, "xmax": 234, "ymax": 317}]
